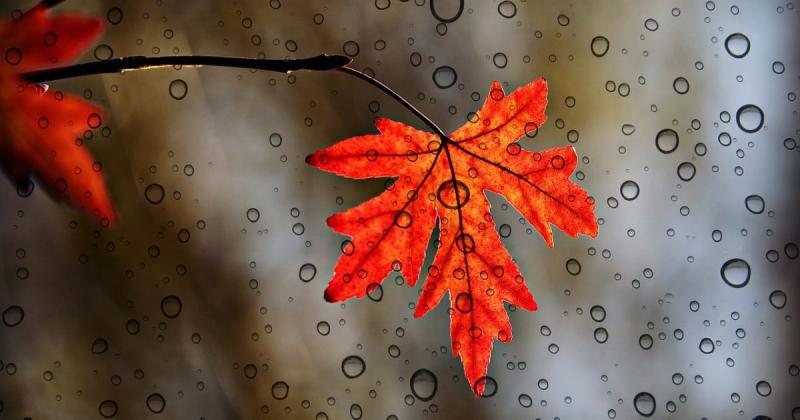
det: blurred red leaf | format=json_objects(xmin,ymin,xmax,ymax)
[
  {"xmin": 308, "ymin": 77, "xmax": 598, "ymax": 396},
  {"xmin": 0, "ymin": 5, "xmax": 114, "ymax": 224}
]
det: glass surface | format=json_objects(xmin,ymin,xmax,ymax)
[{"xmin": 1, "ymin": 0, "xmax": 798, "ymax": 419}]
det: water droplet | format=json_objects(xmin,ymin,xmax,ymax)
[
  {"xmin": 676, "ymin": 162, "xmax": 696, "ymax": 181},
  {"xmin": 655, "ymin": 129, "xmax": 679, "ymax": 153},
  {"xmin": 745, "ymin": 194, "xmax": 765, "ymax": 214},
  {"xmin": 620, "ymin": 180, "xmax": 640, "ymax": 201},
  {"xmin": 271, "ymin": 381, "xmax": 290, "ymax": 400},
  {"xmin": 518, "ymin": 393, "xmax": 533, "ymax": 408},
  {"xmin": 736, "ymin": 104, "xmax": 764, "ymax": 133},
  {"xmin": 639, "ymin": 334, "xmax": 654, "ymax": 350},
  {"xmin": 721, "ymin": 258, "xmax": 750, "ymax": 288},
  {"xmin": 644, "ymin": 18, "xmax": 659, "ymax": 31},
  {"xmin": 590, "ymin": 36, "xmax": 610, "ymax": 57},
  {"xmin": 98, "ymin": 400, "xmax": 118, "ymax": 418},
  {"xmin": 341, "ymin": 355, "xmax": 366, "ymax": 378},
  {"xmin": 492, "ymin": 52, "xmax": 508, "ymax": 69},
  {"xmin": 769, "ymin": 290, "xmax": 786, "ymax": 309},
  {"xmin": 168, "ymin": 79, "xmax": 188, "ymax": 100},
  {"xmin": 144, "ymin": 183, "xmax": 165, "ymax": 204},
  {"xmin": 672, "ymin": 77, "xmax": 690, "ymax": 94},
  {"xmin": 755, "ymin": 380, "xmax": 772, "ymax": 397},
  {"xmin": 724, "ymin": 33, "xmax": 750, "ymax": 58},
  {"xmin": 699, "ymin": 337, "xmax": 715, "ymax": 354},
  {"xmin": 145, "ymin": 393, "xmax": 166, "ymax": 414},
  {"xmin": 497, "ymin": 1, "xmax": 517, "ymax": 18},
  {"xmin": 590, "ymin": 305, "xmax": 606, "ymax": 322},
  {"xmin": 316, "ymin": 321, "xmax": 330, "ymax": 336},
  {"xmin": 594, "ymin": 327, "xmax": 609, "ymax": 343},
  {"xmin": 410, "ymin": 368, "xmax": 437, "ymax": 401},
  {"xmin": 633, "ymin": 392, "xmax": 656, "ymax": 417},
  {"xmin": 160, "ymin": 295, "xmax": 182, "ymax": 318},
  {"xmin": 246, "ymin": 208, "xmax": 260, "ymax": 223},
  {"xmin": 106, "ymin": 7, "xmax": 123, "ymax": 25},
  {"xmin": 565, "ymin": 258, "xmax": 582, "ymax": 275},
  {"xmin": 1, "ymin": 305, "xmax": 24, "ymax": 327},
  {"xmin": 299, "ymin": 263, "xmax": 317, "ymax": 282},
  {"xmin": 432, "ymin": 66, "xmax": 457, "ymax": 89}
]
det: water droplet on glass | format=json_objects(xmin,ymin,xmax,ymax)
[
  {"xmin": 620, "ymin": 180, "xmax": 640, "ymax": 200},
  {"xmin": 271, "ymin": 381, "xmax": 290, "ymax": 400},
  {"xmin": 724, "ymin": 33, "xmax": 750, "ymax": 58},
  {"xmin": 144, "ymin": 183, "xmax": 165, "ymax": 204},
  {"xmin": 145, "ymin": 393, "xmax": 166, "ymax": 414},
  {"xmin": 736, "ymin": 104, "xmax": 764, "ymax": 133},
  {"xmin": 633, "ymin": 392, "xmax": 656, "ymax": 417},
  {"xmin": 410, "ymin": 368, "xmax": 438, "ymax": 401},
  {"xmin": 699, "ymin": 337, "xmax": 715, "ymax": 354},
  {"xmin": 168, "ymin": 79, "xmax": 188, "ymax": 100},
  {"xmin": 497, "ymin": 1, "xmax": 517, "ymax": 18},
  {"xmin": 246, "ymin": 208, "xmax": 260, "ymax": 223},
  {"xmin": 745, "ymin": 194, "xmax": 765, "ymax": 214},
  {"xmin": 432, "ymin": 66, "xmax": 457, "ymax": 89},
  {"xmin": 590, "ymin": 36, "xmax": 610, "ymax": 57},
  {"xmin": 721, "ymin": 258, "xmax": 750, "ymax": 288},
  {"xmin": 341, "ymin": 355, "xmax": 366, "ymax": 378},
  {"xmin": 655, "ymin": 129, "xmax": 679, "ymax": 153},
  {"xmin": 769, "ymin": 290, "xmax": 786, "ymax": 309},
  {"xmin": 299, "ymin": 263, "xmax": 317, "ymax": 282}
]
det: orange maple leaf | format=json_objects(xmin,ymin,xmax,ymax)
[
  {"xmin": 0, "ymin": 5, "xmax": 113, "ymax": 224},
  {"xmin": 307, "ymin": 77, "xmax": 599, "ymax": 396}
]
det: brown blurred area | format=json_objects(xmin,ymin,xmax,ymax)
[{"xmin": 2, "ymin": 0, "xmax": 799, "ymax": 419}]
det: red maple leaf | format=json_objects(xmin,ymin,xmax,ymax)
[
  {"xmin": 307, "ymin": 78, "xmax": 598, "ymax": 396},
  {"xmin": 0, "ymin": 5, "xmax": 113, "ymax": 224}
]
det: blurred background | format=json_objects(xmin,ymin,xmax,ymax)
[{"xmin": 1, "ymin": 0, "xmax": 799, "ymax": 418}]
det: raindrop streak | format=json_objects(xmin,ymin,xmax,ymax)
[
  {"xmin": 410, "ymin": 368, "xmax": 438, "ymax": 401},
  {"xmin": 721, "ymin": 258, "xmax": 751, "ymax": 288},
  {"xmin": 168, "ymin": 79, "xmax": 188, "ymax": 100},
  {"xmin": 341, "ymin": 355, "xmax": 366, "ymax": 378},
  {"xmin": 633, "ymin": 392, "xmax": 656, "ymax": 417},
  {"xmin": 432, "ymin": 66, "xmax": 457, "ymax": 89},
  {"xmin": 724, "ymin": 33, "xmax": 750, "ymax": 58},
  {"xmin": 590, "ymin": 36, "xmax": 610, "ymax": 57},
  {"xmin": 736, "ymin": 104, "xmax": 764, "ymax": 133}
]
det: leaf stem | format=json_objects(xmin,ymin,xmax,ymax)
[
  {"xmin": 20, "ymin": 54, "xmax": 352, "ymax": 84},
  {"xmin": 336, "ymin": 66, "xmax": 448, "ymax": 139}
]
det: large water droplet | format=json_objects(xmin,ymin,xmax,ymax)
[
  {"xmin": 590, "ymin": 36, "xmax": 610, "ymax": 57},
  {"xmin": 145, "ymin": 393, "xmax": 166, "ymax": 414},
  {"xmin": 410, "ymin": 368, "xmax": 438, "ymax": 401},
  {"xmin": 721, "ymin": 258, "xmax": 750, "ymax": 288},
  {"xmin": 432, "ymin": 66, "xmax": 457, "ymax": 89},
  {"xmin": 168, "ymin": 79, "xmax": 188, "ymax": 100},
  {"xmin": 724, "ymin": 33, "xmax": 750, "ymax": 58},
  {"xmin": 736, "ymin": 104, "xmax": 764, "ymax": 133},
  {"xmin": 655, "ymin": 129, "xmax": 679, "ymax": 153},
  {"xmin": 633, "ymin": 392, "xmax": 656, "ymax": 417},
  {"xmin": 341, "ymin": 355, "xmax": 366, "ymax": 378}
]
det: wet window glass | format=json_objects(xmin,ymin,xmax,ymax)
[{"xmin": 1, "ymin": 0, "xmax": 798, "ymax": 419}]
